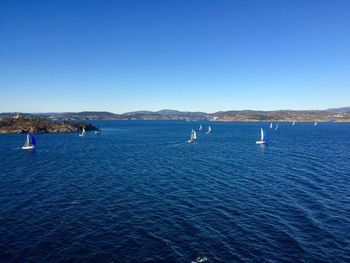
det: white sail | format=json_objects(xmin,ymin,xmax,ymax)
[
  {"xmin": 188, "ymin": 129, "xmax": 197, "ymax": 143},
  {"xmin": 270, "ymin": 123, "xmax": 273, "ymax": 129},
  {"xmin": 314, "ymin": 122, "xmax": 318, "ymax": 126},
  {"xmin": 191, "ymin": 129, "xmax": 197, "ymax": 140},
  {"xmin": 256, "ymin": 128, "xmax": 268, "ymax": 144},
  {"xmin": 79, "ymin": 127, "xmax": 86, "ymax": 136},
  {"xmin": 292, "ymin": 121, "xmax": 295, "ymax": 126},
  {"xmin": 206, "ymin": 126, "xmax": 211, "ymax": 134},
  {"xmin": 275, "ymin": 124, "xmax": 278, "ymax": 130},
  {"xmin": 199, "ymin": 125, "xmax": 202, "ymax": 131},
  {"xmin": 24, "ymin": 134, "xmax": 30, "ymax": 147},
  {"xmin": 22, "ymin": 133, "xmax": 35, "ymax": 150}
]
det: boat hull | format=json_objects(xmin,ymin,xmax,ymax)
[
  {"xmin": 256, "ymin": 140, "xmax": 267, "ymax": 144},
  {"xmin": 22, "ymin": 145, "xmax": 34, "ymax": 150}
]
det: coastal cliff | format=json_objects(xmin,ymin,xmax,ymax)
[{"xmin": 0, "ymin": 117, "xmax": 97, "ymax": 134}]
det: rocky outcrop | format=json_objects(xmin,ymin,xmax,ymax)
[{"xmin": 0, "ymin": 117, "xmax": 97, "ymax": 134}]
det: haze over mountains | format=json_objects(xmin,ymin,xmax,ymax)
[{"xmin": 1, "ymin": 107, "xmax": 350, "ymax": 122}]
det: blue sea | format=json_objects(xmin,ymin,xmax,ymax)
[{"xmin": 1, "ymin": 121, "xmax": 349, "ymax": 262}]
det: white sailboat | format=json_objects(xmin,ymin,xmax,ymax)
[
  {"xmin": 22, "ymin": 133, "xmax": 36, "ymax": 150},
  {"xmin": 206, "ymin": 126, "xmax": 212, "ymax": 134},
  {"xmin": 275, "ymin": 124, "xmax": 279, "ymax": 131},
  {"xmin": 188, "ymin": 129, "xmax": 197, "ymax": 143},
  {"xmin": 314, "ymin": 122, "xmax": 318, "ymax": 126},
  {"xmin": 292, "ymin": 121, "xmax": 295, "ymax": 126},
  {"xmin": 269, "ymin": 122, "xmax": 273, "ymax": 129},
  {"xmin": 256, "ymin": 128, "xmax": 268, "ymax": 144},
  {"xmin": 79, "ymin": 127, "xmax": 86, "ymax": 137},
  {"xmin": 199, "ymin": 124, "xmax": 202, "ymax": 131}
]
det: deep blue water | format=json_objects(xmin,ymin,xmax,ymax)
[{"xmin": 1, "ymin": 121, "xmax": 350, "ymax": 262}]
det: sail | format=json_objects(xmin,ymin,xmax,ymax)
[
  {"xmin": 206, "ymin": 126, "xmax": 211, "ymax": 134},
  {"xmin": 275, "ymin": 124, "xmax": 278, "ymax": 130},
  {"xmin": 82, "ymin": 127, "xmax": 86, "ymax": 133},
  {"xmin": 260, "ymin": 128, "xmax": 264, "ymax": 141},
  {"xmin": 29, "ymin": 134, "xmax": 36, "ymax": 145},
  {"xmin": 24, "ymin": 134, "xmax": 30, "ymax": 147},
  {"xmin": 270, "ymin": 123, "xmax": 273, "ymax": 129},
  {"xmin": 190, "ymin": 129, "xmax": 196, "ymax": 141},
  {"xmin": 263, "ymin": 130, "xmax": 268, "ymax": 141},
  {"xmin": 199, "ymin": 125, "xmax": 202, "ymax": 131}
]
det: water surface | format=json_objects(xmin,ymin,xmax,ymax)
[{"xmin": 0, "ymin": 121, "xmax": 349, "ymax": 262}]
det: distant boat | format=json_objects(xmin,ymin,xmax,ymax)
[
  {"xmin": 22, "ymin": 133, "xmax": 36, "ymax": 150},
  {"xmin": 199, "ymin": 124, "xmax": 202, "ymax": 131},
  {"xmin": 206, "ymin": 126, "xmax": 212, "ymax": 134},
  {"xmin": 94, "ymin": 124, "xmax": 101, "ymax": 134},
  {"xmin": 188, "ymin": 129, "xmax": 197, "ymax": 143},
  {"xmin": 314, "ymin": 121, "xmax": 318, "ymax": 126},
  {"xmin": 270, "ymin": 122, "xmax": 273, "ymax": 129},
  {"xmin": 79, "ymin": 127, "xmax": 86, "ymax": 137},
  {"xmin": 256, "ymin": 128, "xmax": 268, "ymax": 144},
  {"xmin": 275, "ymin": 124, "xmax": 279, "ymax": 131},
  {"xmin": 292, "ymin": 121, "xmax": 295, "ymax": 126}
]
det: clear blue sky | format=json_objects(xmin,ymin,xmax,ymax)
[{"xmin": 1, "ymin": 0, "xmax": 349, "ymax": 113}]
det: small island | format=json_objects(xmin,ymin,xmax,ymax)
[{"xmin": 0, "ymin": 116, "xmax": 97, "ymax": 134}]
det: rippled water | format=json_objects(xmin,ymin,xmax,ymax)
[{"xmin": 0, "ymin": 121, "xmax": 349, "ymax": 262}]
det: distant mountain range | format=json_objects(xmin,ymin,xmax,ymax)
[
  {"xmin": 1, "ymin": 107, "xmax": 350, "ymax": 122},
  {"xmin": 325, "ymin": 107, "xmax": 350, "ymax": 113},
  {"xmin": 123, "ymin": 109, "xmax": 207, "ymax": 116}
]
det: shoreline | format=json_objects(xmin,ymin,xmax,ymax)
[{"xmin": 1, "ymin": 117, "xmax": 349, "ymax": 134}]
